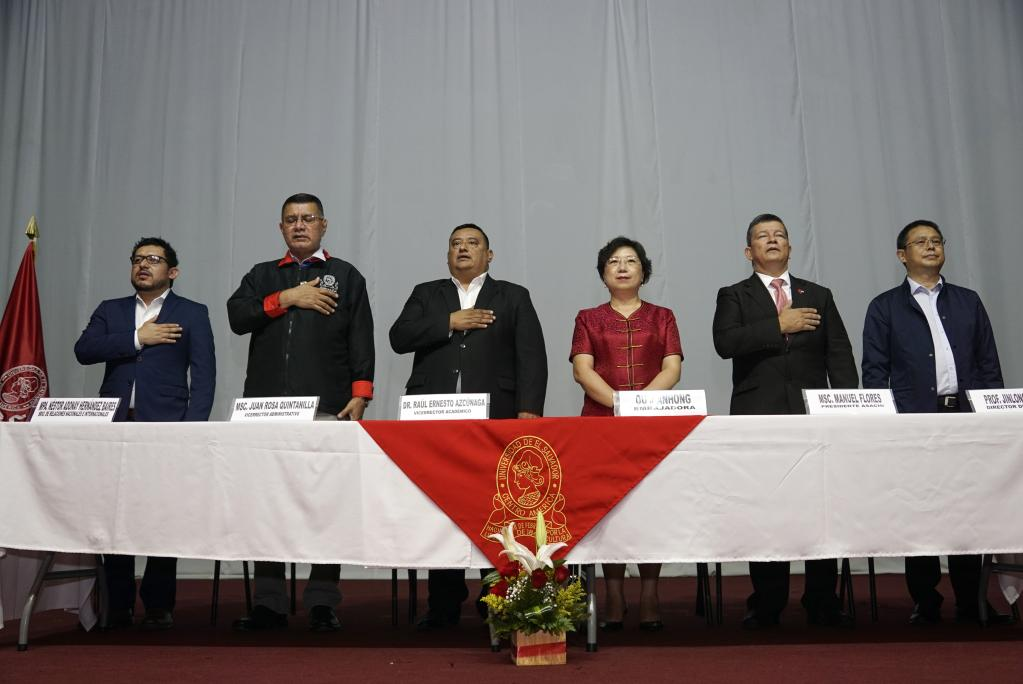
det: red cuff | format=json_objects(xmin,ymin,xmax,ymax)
[
  {"xmin": 352, "ymin": 380, "xmax": 374, "ymax": 399},
  {"xmin": 263, "ymin": 292, "xmax": 288, "ymax": 318}
]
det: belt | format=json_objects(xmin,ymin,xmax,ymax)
[{"xmin": 937, "ymin": 395, "xmax": 958, "ymax": 410}]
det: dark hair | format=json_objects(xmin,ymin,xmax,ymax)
[
  {"xmin": 450, "ymin": 223, "xmax": 490, "ymax": 249},
  {"xmin": 131, "ymin": 237, "xmax": 178, "ymax": 287},
  {"xmin": 282, "ymin": 193, "xmax": 324, "ymax": 217},
  {"xmin": 596, "ymin": 236, "xmax": 652, "ymax": 284},
  {"xmin": 897, "ymin": 219, "xmax": 943, "ymax": 250},
  {"xmin": 746, "ymin": 213, "xmax": 787, "ymax": 246}
]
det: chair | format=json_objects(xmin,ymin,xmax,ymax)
[
  {"xmin": 210, "ymin": 560, "xmax": 297, "ymax": 625},
  {"xmin": 978, "ymin": 554, "xmax": 1023, "ymax": 627},
  {"xmin": 16, "ymin": 552, "xmax": 107, "ymax": 652},
  {"xmin": 838, "ymin": 558, "xmax": 879, "ymax": 622},
  {"xmin": 694, "ymin": 562, "xmax": 721, "ymax": 625}
]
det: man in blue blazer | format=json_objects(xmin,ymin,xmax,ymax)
[
  {"xmin": 862, "ymin": 219, "xmax": 1008, "ymax": 625},
  {"xmin": 74, "ymin": 237, "xmax": 216, "ymax": 630}
]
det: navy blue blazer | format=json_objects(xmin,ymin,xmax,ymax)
[
  {"xmin": 74, "ymin": 289, "xmax": 216, "ymax": 421},
  {"xmin": 861, "ymin": 279, "xmax": 1002, "ymax": 413}
]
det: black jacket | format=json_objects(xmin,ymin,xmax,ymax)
[
  {"xmin": 227, "ymin": 256, "xmax": 374, "ymax": 414},
  {"xmin": 389, "ymin": 276, "xmax": 547, "ymax": 419},
  {"xmin": 713, "ymin": 273, "xmax": 858, "ymax": 415}
]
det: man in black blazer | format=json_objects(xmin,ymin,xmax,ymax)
[
  {"xmin": 75, "ymin": 237, "xmax": 216, "ymax": 630},
  {"xmin": 712, "ymin": 213, "xmax": 858, "ymax": 629},
  {"xmin": 390, "ymin": 223, "xmax": 548, "ymax": 629}
]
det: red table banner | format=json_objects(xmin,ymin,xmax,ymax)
[{"xmin": 361, "ymin": 415, "xmax": 705, "ymax": 566}]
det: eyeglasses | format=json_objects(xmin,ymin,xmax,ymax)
[
  {"xmin": 606, "ymin": 256, "xmax": 640, "ymax": 268},
  {"xmin": 131, "ymin": 255, "xmax": 168, "ymax": 266},
  {"xmin": 905, "ymin": 238, "xmax": 945, "ymax": 249},
  {"xmin": 283, "ymin": 214, "xmax": 322, "ymax": 226}
]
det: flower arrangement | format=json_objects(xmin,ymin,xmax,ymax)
[{"xmin": 481, "ymin": 512, "xmax": 588, "ymax": 638}]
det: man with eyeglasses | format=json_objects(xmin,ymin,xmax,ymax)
[
  {"xmin": 713, "ymin": 213, "xmax": 858, "ymax": 630},
  {"xmin": 227, "ymin": 193, "xmax": 374, "ymax": 633},
  {"xmin": 74, "ymin": 237, "xmax": 216, "ymax": 631},
  {"xmin": 862, "ymin": 219, "xmax": 1009, "ymax": 626},
  {"xmin": 389, "ymin": 223, "xmax": 547, "ymax": 630}
]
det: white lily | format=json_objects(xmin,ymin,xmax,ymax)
[{"xmin": 488, "ymin": 512, "xmax": 566, "ymax": 573}]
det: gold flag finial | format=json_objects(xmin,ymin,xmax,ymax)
[{"xmin": 25, "ymin": 215, "xmax": 39, "ymax": 240}]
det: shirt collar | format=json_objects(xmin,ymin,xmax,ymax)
[
  {"xmin": 754, "ymin": 270, "xmax": 790, "ymax": 289},
  {"xmin": 135, "ymin": 288, "xmax": 170, "ymax": 308},
  {"xmin": 451, "ymin": 271, "xmax": 488, "ymax": 292},
  {"xmin": 278, "ymin": 248, "xmax": 330, "ymax": 267},
  {"xmin": 907, "ymin": 275, "xmax": 944, "ymax": 295}
]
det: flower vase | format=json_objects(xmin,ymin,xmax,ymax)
[{"xmin": 510, "ymin": 630, "xmax": 566, "ymax": 666}]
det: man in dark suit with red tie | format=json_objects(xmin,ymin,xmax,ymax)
[
  {"xmin": 75, "ymin": 237, "xmax": 216, "ymax": 630},
  {"xmin": 712, "ymin": 214, "xmax": 858, "ymax": 629},
  {"xmin": 389, "ymin": 223, "xmax": 548, "ymax": 630}
]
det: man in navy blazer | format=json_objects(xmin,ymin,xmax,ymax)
[
  {"xmin": 862, "ymin": 219, "xmax": 1008, "ymax": 625},
  {"xmin": 74, "ymin": 237, "xmax": 216, "ymax": 630},
  {"xmin": 713, "ymin": 214, "xmax": 858, "ymax": 629}
]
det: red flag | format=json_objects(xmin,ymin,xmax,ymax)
[{"xmin": 0, "ymin": 218, "xmax": 48, "ymax": 421}]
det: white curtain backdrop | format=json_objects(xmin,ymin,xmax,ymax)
[{"xmin": 2, "ymin": 0, "xmax": 1022, "ymax": 421}]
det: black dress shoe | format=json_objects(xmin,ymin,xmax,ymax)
[
  {"xmin": 638, "ymin": 620, "xmax": 664, "ymax": 632},
  {"xmin": 140, "ymin": 609, "xmax": 173, "ymax": 631},
  {"xmin": 416, "ymin": 610, "xmax": 460, "ymax": 631},
  {"xmin": 956, "ymin": 604, "xmax": 1015, "ymax": 626},
  {"xmin": 308, "ymin": 605, "xmax": 341, "ymax": 632},
  {"xmin": 232, "ymin": 605, "xmax": 288, "ymax": 631},
  {"xmin": 742, "ymin": 610, "xmax": 780, "ymax": 630},
  {"xmin": 909, "ymin": 603, "xmax": 942, "ymax": 625},
  {"xmin": 598, "ymin": 619, "xmax": 624, "ymax": 632},
  {"xmin": 807, "ymin": 609, "xmax": 854, "ymax": 628},
  {"xmin": 103, "ymin": 609, "xmax": 134, "ymax": 630}
]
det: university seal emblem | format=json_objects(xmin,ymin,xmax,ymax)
[
  {"xmin": 0, "ymin": 364, "xmax": 48, "ymax": 419},
  {"xmin": 480, "ymin": 435, "xmax": 571, "ymax": 545}
]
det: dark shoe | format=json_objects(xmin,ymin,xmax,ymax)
[
  {"xmin": 599, "ymin": 619, "xmax": 624, "ymax": 632},
  {"xmin": 308, "ymin": 605, "xmax": 341, "ymax": 632},
  {"xmin": 140, "ymin": 609, "xmax": 173, "ymax": 631},
  {"xmin": 232, "ymin": 605, "xmax": 288, "ymax": 632},
  {"xmin": 416, "ymin": 609, "xmax": 460, "ymax": 631},
  {"xmin": 909, "ymin": 603, "xmax": 942, "ymax": 625},
  {"xmin": 956, "ymin": 604, "xmax": 1015, "ymax": 626},
  {"xmin": 742, "ymin": 610, "xmax": 780, "ymax": 630},
  {"xmin": 103, "ymin": 608, "xmax": 133, "ymax": 630},
  {"xmin": 807, "ymin": 609, "xmax": 854, "ymax": 628},
  {"xmin": 638, "ymin": 620, "xmax": 664, "ymax": 632}
]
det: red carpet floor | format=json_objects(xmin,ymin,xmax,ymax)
[{"xmin": 2, "ymin": 574, "xmax": 1021, "ymax": 682}]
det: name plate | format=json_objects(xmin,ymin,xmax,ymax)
[
  {"xmin": 31, "ymin": 397, "xmax": 120, "ymax": 422},
  {"xmin": 230, "ymin": 396, "xmax": 319, "ymax": 421},
  {"xmin": 614, "ymin": 390, "xmax": 707, "ymax": 416},
  {"xmin": 967, "ymin": 389, "xmax": 1023, "ymax": 413},
  {"xmin": 399, "ymin": 393, "xmax": 489, "ymax": 420},
  {"xmin": 803, "ymin": 389, "xmax": 897, "ymax": 414}
]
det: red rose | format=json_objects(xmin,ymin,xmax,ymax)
[
  {"xmin": 554, "ymin": 565, "xmax": 570, "ymax": 583},
  {"xmin": 498, "ymin": 560, "xmax": 520, "ymax": 578},
  {"xmin": 490, "ymin": 579, "xmax": 509, "ymax": 597},
  {"xmin": 531, "ymin": 568, "xmax": 548, "ymax": 589}
]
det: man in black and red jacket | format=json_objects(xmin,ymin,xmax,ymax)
[{"xmin": 227, "ymin": 192, "xmax": 374, "ymax": 633}]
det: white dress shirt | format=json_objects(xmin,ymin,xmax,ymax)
[
  {"xmin": 907, "ymin": 276, "xmax": 958, "ymax": 396},
  {"xmin": 131, "ymin": 288, "xmax": 170, "ymax": 409}
]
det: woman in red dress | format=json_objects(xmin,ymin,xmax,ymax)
[{"xmin": 570, "ymin": 236, "xmax": 682, "ymax": 631}]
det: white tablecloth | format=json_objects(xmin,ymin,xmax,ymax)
[{"xmin": 2, "ymin": 414, "xmax": 1022, "ymax": 618}]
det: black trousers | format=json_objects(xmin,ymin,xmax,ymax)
[
  {"xmin": 904, "ymin": 397, "xmax": 982, "ymax": 613},
  {"xmin": 747, "ymin": 559, "xmax": 839, "ymax": 618},
  {"xmin": 104, "ymin": 555, "xmax": 177, "ymax": 613}
]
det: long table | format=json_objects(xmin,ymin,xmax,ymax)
[{"xmin": 3, "ymin": 414, "xmax": 1023, "ymax": 628}]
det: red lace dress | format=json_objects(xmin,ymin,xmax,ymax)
[{"xmin": 570, "ymin": 302, "xmax": 683, "ymax": 416}]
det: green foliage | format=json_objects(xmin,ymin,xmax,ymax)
[{"xmin": 482, "ymin": 564, "xmax": 588, "ymax": 638}]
